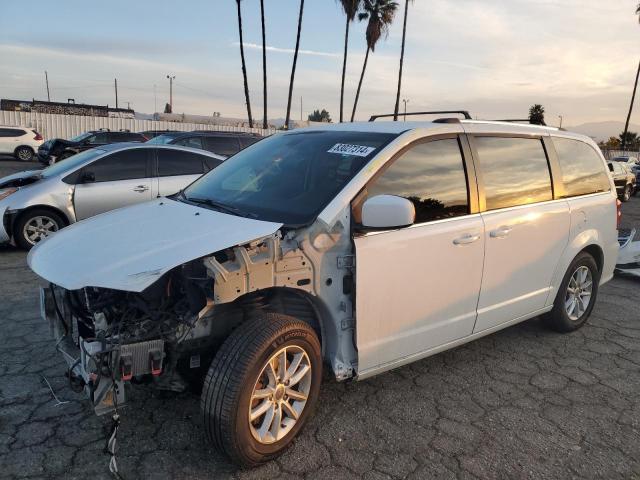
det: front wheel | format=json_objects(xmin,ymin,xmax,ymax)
[
  {"xmin": 621, "ymin": 185, "xmax": 632, "ymax": 202},
  {"xmin": 543, "ymin": 252, "xmax": 599, "ymax": 332},
  {"xmin": 201, "ymin": 313, "xmax": 322, "ymax": 467},
  {"xmin": 14, "ymin": 209, "xmax": 65, "ymax": 250}
]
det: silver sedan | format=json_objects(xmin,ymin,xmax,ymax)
[{"xmin": 0, "ymin": 143, "xmax": 224, "ymax": 249}]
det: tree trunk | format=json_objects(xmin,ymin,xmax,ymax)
[
  {"xmin": 260, "ymin": 0, "xmax": 268, "ymax": 129},
  {"xmin": 351, "ymin": 47, "xmax": 370, "ymax": 122},
  {"xmin": 340, "ymin": 18, "xmax": 350, "ymax": 123},
  {"xmin": 393, "ymin": 0, "xmax": 409, "ymax": 121},
  {"xmin": 622, "ymin": 58, "xmax": 640, "ymax": 151},
  {"xmin": 285, "ymin": 0, "xmax": 304, "ymax": 130},
  {"xmin": 236, "ymin": 0, "xmax": 253, "ymax": 128}
]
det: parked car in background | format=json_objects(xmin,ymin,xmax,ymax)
[
  {"xmin": 29, "ymin": 118, "xmax": 618, "ymax": 466},
  {"xmin": 147, "ymin": 130, "xmax": 262, "ymax": 157},
  {"xmin": 611, "ymin": 155, "xmax": 639, "ymax": 166},
  {"xmin": 0, "ymin": 126, "xmax": 44, "ymax": 161},
  {"xmin": 608, "ymin": 160, "xmax": 636, "ymax": 201},
  {"xmin": 139, "ymin": 129, "xmax": 178, "ymax": 139},
  {"xmin": 0, "ymin": 144, "xmax": 223, "ymax": 249},
  {"xmin": 37, "ymin": 129, "xmax": 147, "ymax": 165}
]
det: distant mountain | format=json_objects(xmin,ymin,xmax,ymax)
[{"xmin": 566, "ymin": 121, "xmax": 640, "ymax": 142}]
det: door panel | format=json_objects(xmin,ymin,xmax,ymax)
[
  {"xmin": 158, "ymin": 174, "xmax": 201, "ymax": 197},
  {"xmin": 475, "ymin": 201, "xmax": 570, "ymax": 331},
  {"xmin": 74, "ymin": 178, "xmax": 153, "ymax": 220},
  {"xmin": 355, "ymin": 216, "xmax": 484, "ymax": 373}
]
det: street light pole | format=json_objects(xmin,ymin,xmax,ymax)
[
  {"xmin": 166, "ymin": 75, "xmax": 175, "ymax": 113},
  {"xmin": 402, "ymin": 99, "xmax": 409, "ymax": 121},
  {"xmin": 558, "ymin": 115, "xmax": 563, "ymax": 129}
]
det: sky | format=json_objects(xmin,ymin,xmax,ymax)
[{"xmin": 0, "ymin": 0, "xmax": 638, "ymax": 127}]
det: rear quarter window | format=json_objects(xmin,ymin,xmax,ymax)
[{"xmin": 552, "ymin": 138, "xmax": 611, "ymax": 197}]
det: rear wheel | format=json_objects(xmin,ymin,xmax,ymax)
[
  {"xmin": 543, "ymin": 252, "xmax": 599, "ymax": 332},
  {"xmin": 621, "ymin": 184, "xmax": 632, "ymax": 202},
  {"xmin": 201, "ymin": 313, "xmax": 322, "ymax": 467},
  {"xmin": 14, "ymin": 209, "xmax": 65, "ymax": 250},
  {"xmin": 14, "ymin": 146, "xmax": 34, "ymax": 162}
]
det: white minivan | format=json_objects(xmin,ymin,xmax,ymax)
[{"xmin": 30, "ymin": 116, "xmax": 619, "ymax": 467}]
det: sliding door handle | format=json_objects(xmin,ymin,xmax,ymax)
[
  {"xmin": 453, "ymin": 233, "xmax": 480, "ymax": 245},
  {"xmin": 490, "ymin": 226, "xmax": 513, "ymax": 238}
]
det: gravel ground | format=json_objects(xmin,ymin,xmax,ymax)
[{"xmin": 0, "ymin": 157, "xmax": 639, "ymax": 480}]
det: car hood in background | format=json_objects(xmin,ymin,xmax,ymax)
[
  {"xmin": 0, "ymin": 170, "xmax": 42, "ymax": 188},
  {"xmin": 27, "ymin": 199, "xmax": 283, "ymax": 292}
]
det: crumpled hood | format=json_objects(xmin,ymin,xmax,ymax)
[
  {"xmin": 27, "ymin": 198, "xmax": 282, "ymax": 292},
  {"xmin": 0, "ymin": 170, "xmax": 42, "ymax": 188}
]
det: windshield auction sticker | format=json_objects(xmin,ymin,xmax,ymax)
[{"xmin": 327, "ymin": 143, "xmax": 376, "ymax": 157}]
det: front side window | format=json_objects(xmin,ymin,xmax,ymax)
[
  {"xmin": 158, "ymin": 149, "xmax": 205, "ymax": 176},
  {"xmin": 182, "ymin": 131, "xmax": 396, "ymax": 225},
  {"xmin": 553, "ymin": 138, "xmax": 610, "ymax": 197},
  {"xmin": 86, "ymin": 132, "xmax": 108, "ymax": 144},
  {"xmin": 0, "ymin": 128, "xmax": 25, "ymax": 137},
  {"xmin": 85, "ymin": 149, "xmax": 149, "ymax": 182},
  {"xmin": 357, "ymin": 138, "xmax": 469, "ymax": 224},
  {"xmin": 475, "ymin": 137, "xmax": 552, "ymax": 210}
]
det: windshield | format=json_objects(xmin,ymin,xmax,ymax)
[
  {"xmin": 147, "ymin": 133, "xmax": 182, "ymax": 144},
  {"xmin": 181, "ymin": 130, "xmax": 396, "ymax": 225},
  {"xmin": 40, "ymin": 148, "xmax": 106, "ymax": 178},
  {"xmin": 69, "ymin": 132, "xmax": 93, "ymax": 143}
]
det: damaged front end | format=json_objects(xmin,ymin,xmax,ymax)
[{"xmin": 616, "ymin": 228, "xmax": 640, "ymax": 278}]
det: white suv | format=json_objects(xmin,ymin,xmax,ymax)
[
  {"xmin": 29, "ymin": 117, "xmax": 619, "ymax": 467},
  {"xmin": 0, "ymin": 126, "xmax": 44, "ymax": 161}
]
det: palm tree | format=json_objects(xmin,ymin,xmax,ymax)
[
  {"xmin": 260, "ymin": 0, "xmax": 268, "ymax": 129},
  {"xmin": 235, "ymin": 0, "xmax": 253, "ymax": 128},
  {"xmin": 393, "ymin": 0, "xmax": 412, "ymax": 121},
  {"xmin": 285, "ymin": 0, "xmax": 305, "ymax": 130},
  {"xmin": 622, "ymin": 4, "xmax": 640, "ymax": 150},
  {"xmin": 338, "ymin": 0, "xmax": 361, "ymax": 123},
  {"xmin": 350, "ymin": 0, "xmax": 398, "ymax": 122}
]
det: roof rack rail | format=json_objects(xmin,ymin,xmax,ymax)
[
  {"xmin": 494, "ymin": 119, "xmax": 547, "ymax": 127},
  {"xmin": 369, "ymin": 110, "xmax": 472, "ymax": 122}
]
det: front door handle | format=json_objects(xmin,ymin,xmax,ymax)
[
  {"xmin": 490, "ymin": 226, "xmax": 513, "ymax": 238},
  {"xmin": 133, "ymin": 185, "xmax": 149, "ymax": 193},
  {"xmin": 453, "ymin": 233, "xmax": 480, "ymax": 245}
]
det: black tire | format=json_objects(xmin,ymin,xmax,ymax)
[
  {"xmin": 633, "ymin": 185, "xmax": 638, "ymax": 197},
  {"xmin": 621, "ymin": 184, "xmax": 632, "ymax": 202},
  {"xmin": 543, "ymin": 252, "xmax": 600, "ymax": 333},
  {"xmin": 201, "ymin": 313, "xmax": 322, "ymax": 467},
  {"xmin": 14, "ymin": 208, "xmax": 65, "ymax": 250},
  {"xmin": 14, "ymin": 146, "xmax": 34, "ymax": 162}
]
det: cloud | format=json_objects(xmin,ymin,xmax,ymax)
[{"xmin": 237, "ymin": 42, "xmax": 341, "ymax": 59}]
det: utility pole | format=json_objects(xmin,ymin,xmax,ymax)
[
  {"xmin": 153, "ymin": 84, "xmax": 157, "ymax": 114},
  {"xmin": 300, "ymin": 96, "xmax": 303, "ymax": 122},
  {"xmin": 114, "ymin": 78, "xmax": 118, "ymax": 109},
  {"xmin": 558, "ymin": 115, "xmax": 563, "ymax": 129},
  {"xmin": 166, "ymin": 75, "xmax": 175, "ymax": 113},
  {"xmin": 402, "ymin": 99, "xmax": 409, "ymax": 121},
  {"xmin": 622, "ymin": 59, "xmax": 640, "ymax": 151},
  {"xmin": 44, "ymin": 71, "xmax": 50, "ymax": 102}
]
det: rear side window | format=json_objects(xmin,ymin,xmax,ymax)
[
  {"xmin": 204, "ymin": 136, "xmax": 240, "ymax": 156},
  {"xmin": 475, "ymin": 137, "xmax": 552, "ymax": 210},
  {"xmin": 552, "ymin": 138, "xmax": 610, "ymax": 197},
  {"xmin": 87, "ymin": 132, "xmax": 109, "ymax": 144},
  {"xmin": 362, "ymin": 138, "xmax": 469, "ymax": 224},
  {"xmin": 157, "ymin": 149, "xmax": 205, "ymax": 176},
  {"xmin": 239, "ymin": 137, "xmax": 260, "ymax": 149},
  {"xmin": 174, "ymin": 136, "xmax": 204, "ymax": 149},
  {"xmin": 86, "ymin": 149, "xmax": 149, "ymax": 182},
  {"xmin": 0, "ymin": 128, "xmax": 25, "ymax": 137}
]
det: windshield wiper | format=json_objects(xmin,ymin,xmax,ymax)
[{"xmin": 184, "ymin": 196, "xmax": 257, "ymax": 219}]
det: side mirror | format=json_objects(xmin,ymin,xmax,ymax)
[
  {"xmin": 361, "ymin": 195, "xmax": 415, "ymax": 229},
  {"xmin": 81, "ymin": 171, "xmax": 95, "ymax": 183}
]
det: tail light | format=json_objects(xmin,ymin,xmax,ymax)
[
  {"xmin": 616, "ymin": 199, "xmax": 622, "ymax": 229},
  {"xmin": 33, "ymin": 131, "xmax": 43, "ymax": 141}
]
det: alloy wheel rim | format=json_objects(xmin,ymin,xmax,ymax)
[
  {"xmin": 18, "ymin": 149, "xmax": 31, "ymax": 160},
  {"xmin": 23, "ymin": 216, "xmax": 59, "ymax": 245},
  {"xmin": 248, "ymin": 345, "xmax": 312, "ymax": 444},
  {"xmin": 565, "ymin": 266, "xmax": 593, "ymax": 321}
]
